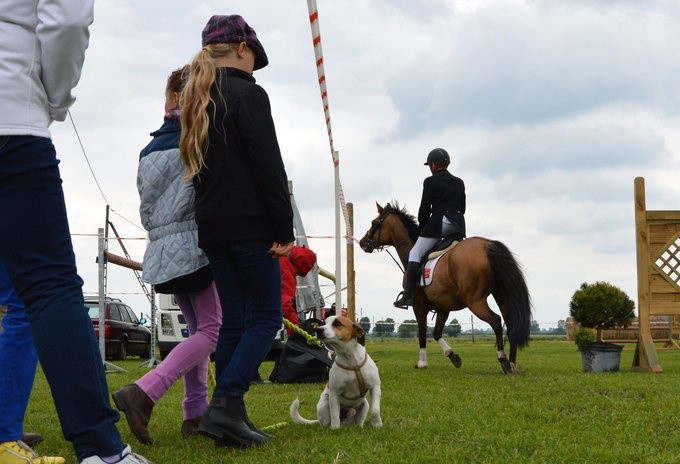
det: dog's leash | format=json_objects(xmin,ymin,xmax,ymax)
[
  {"xmin": 331, "ymin": 352, "xmax": 369, "ymax": 400},
  {"xmin": 283, "ymin": 318, "xmax": 335, "ymax": 365}
]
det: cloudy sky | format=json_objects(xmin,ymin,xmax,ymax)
[{"xmin": 51, "ymin": 0, "xmax": 680, "ymax": 330}]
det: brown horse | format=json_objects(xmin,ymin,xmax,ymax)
[{"xmin": 359, "ymin": 202, "xmax": 532, "ymax": 373}]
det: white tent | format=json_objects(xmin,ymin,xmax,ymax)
[{"xmin": 289, "ymin": 181, "xmax": 324, "ymax": 320}]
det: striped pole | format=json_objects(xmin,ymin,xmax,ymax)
[{"xmin": 307, "ymin": 0, "xmax": 352, "ymax": 241}]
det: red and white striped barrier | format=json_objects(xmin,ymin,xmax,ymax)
[{"xmin": 306, "ymin": 0, "xmax": 352, "ymax": 241}]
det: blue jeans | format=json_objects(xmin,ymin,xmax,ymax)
[
  {"xmin": 0, "ymin": 136, "xmax": 124, "ymax": 460},
  {"xmin": 205, "ymin": 241, "xmax": 282, "ymax": 397},
  {"xmin": 0, "ymin": 261, "xmax": 37, "ymax": 442}
]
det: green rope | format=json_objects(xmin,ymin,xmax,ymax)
[
  {"xmin": 283, "ymin": 318, "xmax": 322, "ymax": 346},
  {"xmin": 261, "ymin": 421, "xmax": 289, "ymax": 432}
]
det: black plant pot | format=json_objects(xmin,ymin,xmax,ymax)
[{"xmin": 578, "ymin": 343, "xmax": 623, "ymax": 372}]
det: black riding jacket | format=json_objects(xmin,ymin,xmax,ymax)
[
  {"xmin": 192, "ymin": 67, "xmax": 294, "ymax": 247},
  {"xmin": 417, "ymin": 169, "xmax": 466, "ymax": 238}
]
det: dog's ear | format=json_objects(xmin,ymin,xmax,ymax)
[{"xmin": 352, "ymin": 321, "xmax": 366, "ymax": 346}]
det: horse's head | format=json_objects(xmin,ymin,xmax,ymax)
[
  {"xmin": 360, "ymin": 202, "xmax": 415, "ymax": 253},
  {"xmin": 359, "ymin": 202, "xmax": 388, "ymax": 253}
]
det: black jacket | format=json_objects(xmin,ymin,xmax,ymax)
[
  {"xmin": 193, "ymin": 67, "xmax": 294, "ymax": 247},
  {"xmin": 417, "ymin": 169, "xmax": 466, "ymax": 238}
]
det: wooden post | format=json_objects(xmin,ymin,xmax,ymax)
[
  {"xmin": 347, "ymin": 202, "xmax": 355, "ymax": 321},
  {"xmin": 104, "ymin": 251, "xmax": 142, "ymax": 271},
  {"xmin": 632, "ymin": 177, "xmax": 662, "ymax": 372}
]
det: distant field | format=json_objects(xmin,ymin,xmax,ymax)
[{"xmin": 26, "ymin": 338, "xmax": 680, "ymax": 463}]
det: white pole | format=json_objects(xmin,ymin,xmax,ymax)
[
  {"xmin": 334, "ymin": 150, "xmax": 342, "ymax": 312},
  {"xmin": 97, "ymin": 227, "xmax": 106, "ymax": 362}
]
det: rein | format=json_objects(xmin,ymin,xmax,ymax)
[
  {"xmin": 332, "ymin": 352, "xmax": 369, "ymax": 400},
  {"xmin": 386, "ymin": 249, "xmax": 404, "ymax": 274}
]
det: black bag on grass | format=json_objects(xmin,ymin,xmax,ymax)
[{"xmin": 268, "ymin": 333, "xmax": 332, "ymax": 383}]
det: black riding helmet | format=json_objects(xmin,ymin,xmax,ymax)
[{"xmin": 424, "ymin": 147, "xmax": 450, "ymax": 165}]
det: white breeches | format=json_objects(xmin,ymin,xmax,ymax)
[{"xmin": 408, "ymin": 218, "xmax": 456, "ymax": 263}]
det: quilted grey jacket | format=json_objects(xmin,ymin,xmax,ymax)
[{"xmin": 137, "ymin": 116, "xmax": 208, "ymax": 285}]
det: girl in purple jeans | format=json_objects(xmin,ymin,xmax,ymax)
[{"xmin": 111, "ymin": 67, "xmax": 222, "ymax": 445}]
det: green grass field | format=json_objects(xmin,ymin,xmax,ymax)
[{"xmin": 25, "ymin": 338, "xmax": 680, "ymax": 463}]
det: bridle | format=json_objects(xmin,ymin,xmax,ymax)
[
  {"xmin": 363, "ymin": 210, "xmax": 410, "ymax": 273},
  {"xmin": 363, "ymin": 212, "xmax": 387, "ymax": 253}
]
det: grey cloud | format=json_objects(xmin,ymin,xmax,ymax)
[
  {"xmin": 382, "ymin": 2, "xmax": 680, "ymax": 136},
  {"xmin": 465, "ymin": 119, "xmax": 666, "ymax": 177}
]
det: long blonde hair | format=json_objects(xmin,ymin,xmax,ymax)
[{"xmin": 180, "ymin": 43, "xmax": 237, "ymax": 180}]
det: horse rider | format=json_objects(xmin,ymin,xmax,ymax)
[{"xmin": 394, "ymin": 148, "xmax": 466, "ymax": 309}]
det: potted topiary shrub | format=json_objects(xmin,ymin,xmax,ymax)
[{"xmin": 569, "ymin": 281, "xmax": 635, "ymax": 372}]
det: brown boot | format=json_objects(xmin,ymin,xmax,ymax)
[
  {"xmin": 20, "ymin": 433, "xmax": 43, "ymax": 447},
  {"xmin": 112, "ymin": 384, "xmax": 155, "ymax": 444},
  {"xmin": 181, "ymin": 417, "xmax": 201, "ymax": 437}
]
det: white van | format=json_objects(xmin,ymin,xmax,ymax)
[{"xmin": 156, "ymin": 293, "xmax": 189, "ymax": 359}]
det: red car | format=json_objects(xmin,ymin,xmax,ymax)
[{"xmin": 85, "ymin": 296, "xmax": 152, "ymax": 360}]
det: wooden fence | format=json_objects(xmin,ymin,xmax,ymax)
[{"xmin": 633, "ymin": 177, "xmax": 680, "ymax": 372}]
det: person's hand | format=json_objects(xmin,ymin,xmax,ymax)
[{"xmin": 269, "ymin": 241, "xmax": 294, "ymax": 257}]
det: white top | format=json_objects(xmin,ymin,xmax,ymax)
[{"xmin": 0, "ymin": 0, "xmax": 94, "ymax": 137}]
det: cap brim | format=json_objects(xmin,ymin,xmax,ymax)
[
  {"xmin": 250, "ymin": 39, "xmax": 268, "ymax": 70},
  {"xmin": 254, "ymin": 55, "xmax": 268, "ymax": 70}
]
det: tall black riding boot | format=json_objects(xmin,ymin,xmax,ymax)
[
  {"xmin": 394, "ymin": 261, "xmax": 420, "ymax": 308},
  {"xmin": 198, "ymin": 396, "xmax": 268, "ymax": 447}
]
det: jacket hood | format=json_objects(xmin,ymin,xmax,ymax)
[{"xmin": 290, "ymin": 246, "xmax": 316, "ymax": 277}]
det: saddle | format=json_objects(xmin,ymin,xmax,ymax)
[{"xmin": 417, "ymin": 233, "xmax": 462, "ymax": 286}]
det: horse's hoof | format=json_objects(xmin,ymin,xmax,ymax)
[
  {"xmin": 500, "ymin": 359, "xmax": 516, "ymax": 374},
  {"xmin": 448, "ymin": 352, "xmax": 462, "ymax": 368},
  {"xmin": 414, "ymin": 363, "xmax": 428, "ymax": 369}
]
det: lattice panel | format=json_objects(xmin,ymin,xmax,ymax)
[{"xmin": 654, "ymin": 234, "xmax": 680, "ymax": 292}]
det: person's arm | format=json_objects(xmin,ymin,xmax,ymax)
[
  {"xmin": 237, "ymin": 84, "xmax": 294, "ymax": 245},
  {"xmin": 460, "ymin": 179, "xmax": 466, "ymax": 215},
  {"xmin": 36, "ymin": 0, "xmax": 94, "ymax": 122},
  {"xmin": 417, "ymin": 177, "xmax": 432, "ymax": 232}
]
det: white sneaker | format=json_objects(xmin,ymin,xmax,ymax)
[{"xmin": 80, "ymin": 445, "xmax": 152, "ymax": 464}]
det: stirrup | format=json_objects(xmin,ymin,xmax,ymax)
[{"xmin": 393, "ymin": 291, "xmax": 411, "ymax": 309}]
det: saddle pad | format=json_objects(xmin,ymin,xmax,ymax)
[
  {"xmin": 418, "ymin": 253, "xmax": 445, "ymax": 287},
  {"xmin": 418, "ymin": 241, "xmax": 459, "ymax": 286}
]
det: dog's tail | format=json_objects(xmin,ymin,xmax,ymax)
[{"xmin": 289, "ymin": 398, "xmax": 319, "ymax": 425}]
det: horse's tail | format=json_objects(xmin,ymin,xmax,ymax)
[{"xmin": 486, "ymin": 240, "xmax": 532, "ymax": 348}]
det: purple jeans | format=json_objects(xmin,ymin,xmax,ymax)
[{"xmin": 136, "ymin": 282, "xmax": 221, "ymax": 420}]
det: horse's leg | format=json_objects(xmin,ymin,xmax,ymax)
[
  {"xmin": 509, "ymin": 343, "xmax": 518, "ymax": 366},
  {"xmin": 413, "ymin": 295, "xmax": 428, "ymax": 369},
  {"xmin": 468, "ymin": 300, "xmax": 514, "ymax": 374},
  {"xmin": 432, "ymin": 311, "xmax": 461, "ymax": 368},
  {"xmin": 493, "ymin": 295, "xmax": 519, "ymax": 374}
]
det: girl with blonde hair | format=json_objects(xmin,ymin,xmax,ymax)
[{"xmin": 179, "ymin": 14, "xmax": 294, "ymax": 448}]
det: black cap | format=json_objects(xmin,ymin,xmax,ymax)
[{"xmin": 424, "ymin": 148, "xmax": 450, "ymax": 165}]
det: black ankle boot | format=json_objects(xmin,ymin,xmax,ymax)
[
  {"xmin": 394, "ymin": 261, "xmax": 420, "ymax": 308},
  {"xmin": 198, "ymin": 396, "xmax": 268, "ymax": 447},
  {"xmin": 240, "ymin": 397, "xmax": 272, "ymax": 439}
]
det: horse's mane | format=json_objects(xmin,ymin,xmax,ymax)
[{"xmin": 384, "ymin": 201, "xmax": 419, "ymax": 242}]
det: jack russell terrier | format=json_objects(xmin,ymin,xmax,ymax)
[{"xmin": 290, "ymin": 315, "xmax": 382, "ymax": 429}]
